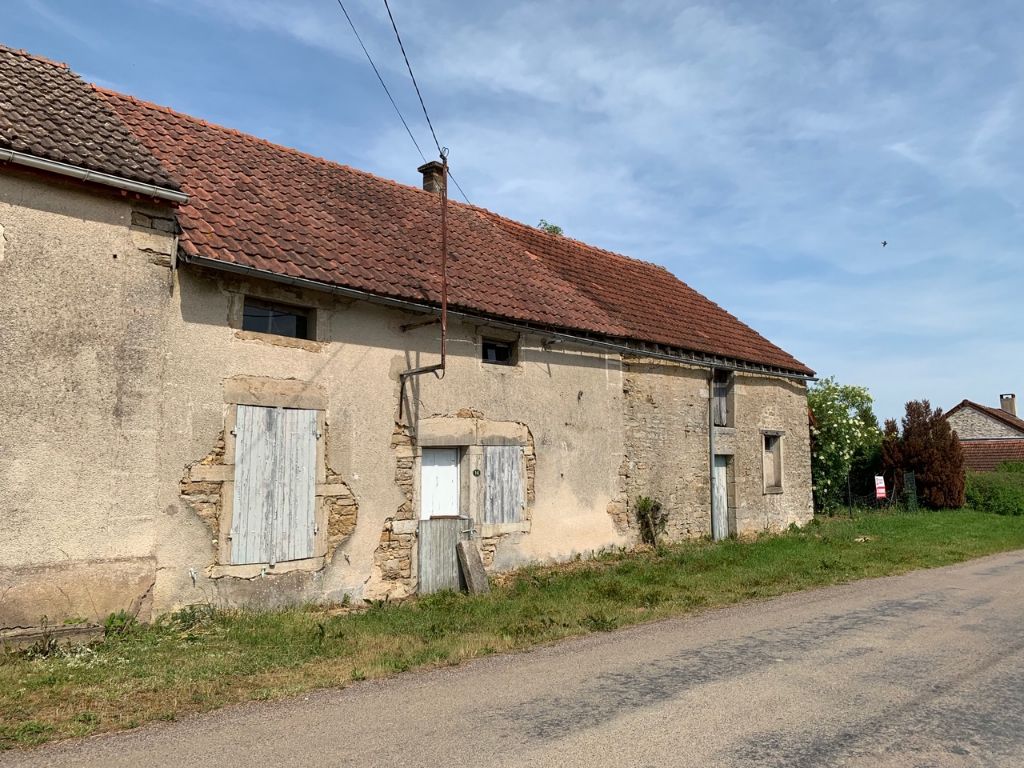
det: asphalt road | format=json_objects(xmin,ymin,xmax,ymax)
[{"xmin": 6, "ymin": 550, "xmax": 1024, "ymax": 768}]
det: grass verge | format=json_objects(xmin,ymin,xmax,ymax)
[{"xmin": 4, "ymin": 508, "xmax": 1024, "ymax": 749}]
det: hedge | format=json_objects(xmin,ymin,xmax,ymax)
[{"xmin": 965, "ymin": 463, "xmax": 1024, "ymax": 516}]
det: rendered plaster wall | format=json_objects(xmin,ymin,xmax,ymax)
[
  {"xmin": 0, "ymin": 172, "xmax": 175, "ymax": 628},
  {"xmin": 153, "ymin": 268, "xmax": 629, "ymax": 609},
  {"xmin": 947, "ymin": 408, "xmax": 1022, "ymax": 440}
]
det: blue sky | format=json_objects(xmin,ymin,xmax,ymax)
[{"xmin": 8, "ymin": 0, "xmax": 1023, "ymax": 421}]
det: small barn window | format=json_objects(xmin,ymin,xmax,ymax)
[
  {"xmin": 763, "ymin": 432, "xmax": 783, "ymax": 493},
  {"xmin": 482, "ymin": 338, "xmax": 516, "ymax": 366},
  {"xmin": 713, "ymin": 370, "xmax": 734, "ymax": 427},
  {"xmin": 243, "ymin": 298, "xmax": 313, "ymax": 340}
]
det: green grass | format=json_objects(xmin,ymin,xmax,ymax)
[{"xmin": 3, "ymin": 508, "xmax": 1024, "ymax": 749}]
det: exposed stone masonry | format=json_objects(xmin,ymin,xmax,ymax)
[
  {"xmin": 180, "ymin": 426, "xmax": 361, "ymax": 566},
  {"xmin": 621, "ymin": 359, "xmax": 711, "ymax": 540},
  {"xmin": 131, "ymin": 210, "xmax": 178, "ymax": 234},
  {"xmin": 605, "ymin": 458, "xmax": 632, "ymax": 536},
  {"xmin": 947, "ymin": 407, "xmax": 1023, "ymax": 440},
  {"xmin": 179, "ymin": 431, "xmax": 226, "ymax": 539},
  {"xmin": 370, "ymin": 424, "xmax": 416, "ymax": 592},
  {"xmin": 323, "ymin": 467, "xmax": 359, "ymax": 561}
]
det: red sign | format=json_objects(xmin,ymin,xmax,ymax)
[{"xmin": 874, "ymin": 475, "xmax": 887, "ymax": 500}]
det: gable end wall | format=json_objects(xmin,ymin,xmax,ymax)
[{"xmin": 947, "ymin": 408, "xmax": 1024, "ymax": 440}]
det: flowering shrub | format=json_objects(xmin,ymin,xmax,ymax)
[{"xmin": 807, "ymin": 377, "xmax": 881, "ymax": 512}]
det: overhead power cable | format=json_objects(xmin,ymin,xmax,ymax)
[
  {"xmin": 445, "ymin": 170, "xmax": 470, "ymax": 206},
  {"xmin": 334, "ymin": 0, "xmax": 426, "ymax": 163},
  {"xmin": 333, "ymin": 0, "xmax": 471, "ymax": 204},
  {"xmin": 381, "ymin": 0, "xmax": 471, "ymax": 205},
  {"xmin": 382, "ymin": 0, "xmax": 440, "ymax": 154}
]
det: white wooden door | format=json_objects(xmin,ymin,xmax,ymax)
[
  {"xmin": 712, "ymin": 455, "xmax": 730, "ymax": 541},
  {"xmin": 420, "ymin": 447, "xmax": 460, "ymax": 519}
]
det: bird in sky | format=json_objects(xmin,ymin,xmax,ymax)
[{"xmin": 881, "ymin": 240, "xmax": 888, "ymax": 247}]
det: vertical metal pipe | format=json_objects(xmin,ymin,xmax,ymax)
[
  {"xmin": 709, "ymin": 370, "xmax": 717, "ymax": 538},
  {"xmin": 439, "ymin": 152, "xmax": 448, "ymax": 377},
  {"xmin": 398, "ymin": 150, "xmax": 450, "ymax": 419}
]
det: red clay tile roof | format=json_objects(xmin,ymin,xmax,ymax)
[
  {"xmin": 946, "ymin": 400, "xmax": 1024, "ymax": 436},
  {"xmin": 961, "ymin": 439, "xmax": 1024, "ymax": 472},
  {"xmin": 96, "ymin": 87, "xmax": 810, "ymax": 374},
  {"xmin": 0, "ymin": 45, "xmax": 179, "ymax": 191}
]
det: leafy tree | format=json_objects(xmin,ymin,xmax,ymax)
[
  {"xmin": 807, "ymin": 377, "xmax": 881, "ymax": 512},
  {"xmin": 882, "ymin": 400, "xmax": 965, "ymax": 509},
  {"xmin": 537, "ymin": 219, "xmax": 564, "ymax": 236}
]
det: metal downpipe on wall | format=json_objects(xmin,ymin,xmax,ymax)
[
  {"xmin": 709, "ymin": 369, "xmax": 717, "ymax": 539},
  {"xmin": 398, "ymin": 150, "xmax": 449, "ymax": 421}
]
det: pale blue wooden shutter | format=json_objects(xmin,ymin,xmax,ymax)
[
  {"xmin": 231, "ymin": 405, "xmax": 317, "ymax": 565},
  {"xmin": 275, "ymin": 408, "xmax": 317, "ymax": 562},
  {"xmin": 483, "ymin": 446, "xmax": 524, "ymax": 524},
  {"xmin": 232, "ymin": 405, "xmax": 277, "ymax": 564}
]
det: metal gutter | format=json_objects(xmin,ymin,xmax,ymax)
[
  {"xmin": 0, "ymin": 148, "xmax": 188, "ymax": 204},
  {"xmin": 182, "ymin": 252, "xmax": 816, "ymax": 382}
]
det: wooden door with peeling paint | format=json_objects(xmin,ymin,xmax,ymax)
[
  {"xmin": 418, "ymin": 447, "xmax": 467, "ymax": 593},
  {"xmin": 712, "ymin": 455, "xmax": 730, "ymax": 542}
]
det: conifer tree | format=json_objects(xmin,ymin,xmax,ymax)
[{"xmin": 882, "ymin": 400, "xmax": 965, "ymax": 509}]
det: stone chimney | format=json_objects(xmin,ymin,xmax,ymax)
[
  {"xmin": 1000, "ymin": 393, "xmax": 1017, "ymax": 417},
  {"xmin": 417, "ymin": 160, "xmax": 445, "ymax": 194}
]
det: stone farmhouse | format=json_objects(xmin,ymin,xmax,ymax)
[
  {"xmin": 945, "ymin": 395, "xmax": 1024, "ymax": 472},
  {"xmin": 0, "ymin": 45, "xmax": 814, "ymax": 631}
]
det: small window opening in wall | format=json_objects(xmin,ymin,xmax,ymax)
[
  {"xmin": 242, "ymin": 297, "xmax": 313, "ymax": 340},
  {"xmin": 763, "ymin": 433, "xmax": 783, "ymax": 493},
  {"xmin": 713, "ymin": 370, "xmax": 734, "ymax": 427},
  {"xmin": 482, "ymin": 338, "xmax": 516, "ymax": 366}
]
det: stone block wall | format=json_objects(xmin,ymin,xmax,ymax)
[
  {"xmin": 947, "ymin": 408, "xmax": 1022, "ymax": 440},
  {"xmin": 731, "ymin": 375, "xmax": 814, "ymax": 534},
  {"xmin": 621, "ymin": 360, "xmax": 814, "ymax": 541},
  {"xmin": 622, "ymin": 359, "xmax": 712, "ymax": 540}
]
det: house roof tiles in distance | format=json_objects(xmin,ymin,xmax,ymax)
[
  {"xmin": 96, "ymin": 85, "xmax": 811, "ymax": 375},
  {"xmin": 960, "ymin": 439, "xmax": 1024, "ymax": 472},
  {"xmin": 0, "ymin": 44, "xmax": 180, "ymax": 192}
]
